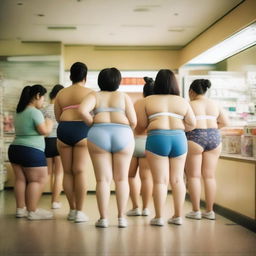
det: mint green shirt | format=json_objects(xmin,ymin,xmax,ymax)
[{"xmin": 12, "ymin": 107, "xmax": 45, "ymax": 151}]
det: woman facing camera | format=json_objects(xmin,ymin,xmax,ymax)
[
  {"xmin": 185, "ymin": 79, "xmax": 229, "ymax": 220},
  {"xmin": 136, "ymin": 69, "xmax": 196, "ymax": 226},
  {"xmin": 127, "ymin": 77, "xmax": 154, "ymax": 217},
  {"xmin": 8, "ymin": 84, "xmax": 53, "ymax": 220},
  {"xmin": 54, "ymin": 62, "xmax": 93, "ymax": 223},
  {"xmin": 79, "ymin": 67, "xmax": 136, "ymax": 228}
]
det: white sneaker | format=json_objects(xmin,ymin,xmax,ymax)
[
  {"xmin": 16, "ymin": 207, "xmax": 28, "ymax": 218},
  {"xmin": 142, "ymin": 208, "xmax": 150, "ymax": 216},
  {"xmin": 185, "ymin": 211, "xmax": 202, "ymax": 220},
  {"xmin": 74, "ymin": 211, "xmax": 89, "ymax": 223},
  {"xmin": 118, "ymin": 218, "xmax": 128, "ymax": 228},
  {"xmin": 202, "ymin": 211, "xmax": 215, "ymax": 220},
  {"xmin": 150, "ymin": 218, "xmax": 164, "ymax": 226},
  {"xmin": 27, "ymin": 209, "xmax": 53, "ymax": 220},
  {"xmin": 52, "ymin": 202, "xmax": 62, "ymax": 209},
  {"xmin": 126, "ymin": 208, "xmax": 142, "ymax": 216},
  {"xmin": 67, "ymin": 209, "xmax": 76, "ymax": 221},
  {"xmin": 168, "ymin": 216, "xmax": 183, "ymax": 225},
  {"xmin": 95, "ymin": 218, "xmax": 109, "ymax": 228}
]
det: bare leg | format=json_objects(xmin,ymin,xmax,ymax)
[
  {"xmin": 113, "ymin": 142, "xmax": 134, "ymax": 218},
  {"xmin": 51, "ymin": 156, "xmax": 63, "ymax": 203},
  {"xmin": 57, "ymin": 140, "xmax": 75, "ymax": 210},
  {"xmin": 169, "ymin": 154, "xmax": 187, "ymax": 217},
  {"xmin": 88, "ymin": 141, "xmax": 112, "ymax": 219},
  {"xmin": 72, "ymin": 139, "xmax": 89, "ymax": 211},
  {"xmin": 11, "ymin": 163, "xmax": 26, "ymax": 209},
  {"xmin": 128, "ymin": 157, "xmax": 140, "ymax": 209},
  {"xmin": 46, "ymin": 158, "xmax": 54, "ymax": 191},
  {"xmin": 202, "ymin": 144, "xmax": 222, "ymax": 212},
  {"xmin": 23, "ymin": 166, "xmax": 48, "ymax": 211},
  {"xmin": 138, "ymin": 157, "xmax": 153, "ymax": 209},
  {"xmin": 185, "ymin": 141, "xmax": 203, "ymax": 212},
  {"xmin": 146, "ymin": 151, "xmax": 169, "ymax": 219}
]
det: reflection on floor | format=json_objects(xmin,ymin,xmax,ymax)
[{"xmin": 0, "ymin": 190, "xmax": 255, "ymax": 256}]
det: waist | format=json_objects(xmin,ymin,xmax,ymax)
[
  {"xmin": 148, "ymin": 129, "xmax": 185, "ymax": 136},
  {"xmin": 92, "ymin": 123, "xmax": 131, "ymax": 129}
]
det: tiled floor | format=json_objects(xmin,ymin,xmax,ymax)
[{"xmin": 0, "ymin": 190, "xmax": 255, "ymax": 256}]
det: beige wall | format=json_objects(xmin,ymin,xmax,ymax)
[
  {"xmin": 179, "ymin": 0, "xmax": 256, "ymax": 66},
  {"xmin": 63, "ymin": 45, "xmax": 180, "ymax": 70},
  {"xmin": 0, "ymin": 41, "xmax": 61, "ymax": 56}
]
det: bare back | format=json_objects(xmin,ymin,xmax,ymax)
[
  {"xmin": 144, "ymin": 95, "xmax": 196, "ymax": 131},
  {"xmin": 55, "ymin": 85, "xmax": 92, "ymax": 121},
  {"xmin": 190, "ymin": 97, "xmax": 227, "ymax": 129}
]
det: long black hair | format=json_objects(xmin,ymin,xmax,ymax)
[
  {"xmin": 16, "ymin": 84, "xmax": 47, "ymax": 113},
  {"xmin": 189, "ymin": 79, "xmax": 211, "ymax": 95},
  {"xmin": 49, "ymin": 84, "xmax": 64, "ymax": 100},
  {"xmin": 154, "ymin": 69, "xmax": 180, "ymax": 95}
]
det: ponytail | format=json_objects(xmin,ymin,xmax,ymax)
[{"xmin": 16, "ymin": 84, "xmax": 47, "ymax": 113}]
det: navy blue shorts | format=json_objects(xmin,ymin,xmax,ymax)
[
  {"xmin": 45, "ymin": 137, "xmax": 59, "ymax": 158},
  {"xmin": 8, "ymin": 145, "xmax": 47, "ymax": 167}
]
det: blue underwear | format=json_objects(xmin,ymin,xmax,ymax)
[
  {"xmin": 8, "ymin": 145, "xmax": 47, "ymax": 167},
  {"xmin": 57, "ymin": 121, "xmax": 90, "ymax": 146},
  {"xmin": 186, "ymin": 128, "xmax": 221, "ymax": 151},
  {"xmin": 88, "ymin": 123, "xmax": 133, "ymax": 153},
  {"xmin": 45, "ymin": 137, "xmax": 59, "ymax": 158},
  {"xmin": 146, "ymin": 129, "xmax": 187, "ymax": 157},
  {"xmin": 133, "ymin": 136, "xmax": 146, "ymax": 158}
]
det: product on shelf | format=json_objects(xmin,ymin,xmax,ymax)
[
  {"xmin": 253, "ymin": 136, "xmax": 256, "ymax": 158},
  {"xmin": 241, "ymin": 135, "xmax": 253, "ymax": 157},
  {"xmin": 221, "ymin": 127, "xmax": 243, "ymax": 154}
]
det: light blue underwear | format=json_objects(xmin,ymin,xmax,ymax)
[
  {"xmin": 133, "ymin": 136, "xmax": 146, "ymax": 158},
  {"xmin": 88, "ymin": 123, "xmax": 133, "ymax": 153}
]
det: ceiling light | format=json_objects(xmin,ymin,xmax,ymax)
[
  {"xmin": 187, "ymin": 23, "xmax": 256, "ymax": 64},
  {"xmin": 47, "ymin": 26, "xmax": 77, "ymax": 30}
]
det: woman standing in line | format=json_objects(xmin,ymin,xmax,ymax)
[
  {"xmin": 43, "ymin": 84, "xmax": 64, "ymax": 209},
  {"xmin": 8, "ymin": 84, "xmax": 53, "ymax": 220},
  {"xmin": 136, "ymin": 69, "xmax": 196, "ymax": 226},
  {"xmin": 79, "ymin": 67, "xmax": 137, "ymax": 228},
  {"xmin": 126, "ymin": 77, "xmax": 154, "ymax": 217},
  {"xmin": 185, "ymin": 79, "xmax": 229, "ymax": 220},
  {"xmin": 54, "ymin": 62, "xmax": 92, "ymax": 223}
]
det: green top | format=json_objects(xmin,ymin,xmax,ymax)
[{"xmin": 12, "ymin": 107, "xmax": 45, "ymax": 151}]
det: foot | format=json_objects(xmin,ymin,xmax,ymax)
[
  {"xmin": 168, "ymin": 216, "xmax": 183, "ymax": 225},
  {"xmin": 150, "ymin": 218, "xmax": 164, "ymax": 226},
  {"xmin": 185, "ymin": 211, "xmax": 202, "ymax": 220},
  {"xmin": 67, "ymin": 209, "xmax": 76, "ymax": 221},
  {"xmin": 118, "ymin": 217, "xmax": 128, "ymax": 228},
  {"xmin": 16, "ymin": 207, "xmax": 28, "ymax": 218},
  {"xmin": 95, "ymin": 218, "xmax": 109, "ymax": 228},
  {"xmin": 126, "ymin": 208, "xmax": 142, "ymax": 216},
  {"xmin": 142, "ymin": 208, "xmax": 150, "ymax": 216},
  {"xmin": 202, "ymin": 211, "xmax": 215, "ymax": 220},
  {"xmin": 27, "ymin": 209, "xmax": 53, "ymax": 220},
  {"xmin": 74, "ymin": 211, "xmax": 89, "ymax": 223},
  {"xmin": 52, "ymin": 202, "xmax": 62, "ymax": 209}
]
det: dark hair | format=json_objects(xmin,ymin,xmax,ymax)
[
  {"xmin": 154, "ymin": 69, "xmax": 180, "ymax": 95},
  {"xmin": 189, "ymin": 79, "xmax": 211, "ymax": 95},
  {"xmin": 143, "ymin": 77, "xmax": 154, "ymax": 97},
  {"xmin": 16, "ymin": 84, "xmax": 47, "ymax": 113},
  {"xmin": 98, "ymin": 67, "xmax": 121, "ymax": 91},
  {"xmin": 70, "ymin": 62, "xmax": 88, "ymax": 83},
  {"xmin": 49, "ymin": 84, "xmax": 64, "ymax": 100}
]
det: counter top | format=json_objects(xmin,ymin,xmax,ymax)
[{"xmin": 220, "ymin": 153, "xmax": 256, "ymax": 162}]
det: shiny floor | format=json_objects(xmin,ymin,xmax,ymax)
[{"xmin": 0, "ymin": 190, "xmax": 255, "ymax": 256}]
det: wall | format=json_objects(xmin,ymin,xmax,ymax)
[{"xmin": 63, "ymin": 45, "xmax": 180, "ymax": 71}]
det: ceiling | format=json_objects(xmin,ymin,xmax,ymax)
[{"xmin": 0, "ymin": 0, "xmax": 244, "ymax": 47}]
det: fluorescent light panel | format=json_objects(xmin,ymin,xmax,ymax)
[{"xmin": 188, "ymin": 23, "xmax": 256, "ymax": 64}]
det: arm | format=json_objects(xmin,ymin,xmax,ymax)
[
  {"xmin": 36, "ymin": 118, "xmax": 54, "ymax": 135},
  {"xmin": 134, "ymin": 99, "xmax": 148, "ymax": 134},
  {"xmin": 124, "ymin": 94, "xmax": 137, "ymax": 129},
  {"xmin": 217, "ymin": 108, "xmax": 229, "ymax": 129},
  {"xmin": 78, "ymin": 92, "xmax": 96, "ymax": 126},
  {"xmin": 54, "ymin": 96, "xmax": 62, "ymax": 122},
  {"xmin": 184, "ymin": 102, "xmax": 196, "ymax": 132}
]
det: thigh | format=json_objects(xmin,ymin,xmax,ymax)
[
  {"xmin": 169, "ymin": 153, "xmax": 187, "ymax": 182},
  {"xmin": 23, "ymin": 167, "xmax": 48, "ymax": 183},
  {"xmin": 47, "ymin": 158, "xmax": 53, "ymax": 175},
  {"xmin": 185, "ymin": 141, "xmax": 203, "ymax": 178},
  {"xmin": 138, "ymin": 157, "xmax": 151, "ymax": 179},
  {"xmin": 72, "ymin": 139, "xmax": 89, "ymax": 173},
  {"xmin": 202, "ymin": 144, "xmax": 222, "ymax": 179},
  {"xmin": 11, "ymin": 163, "xmax": 26, "ymax": 182},
  {"xmin": 128, "ymin": 157, "xmax": 139, "ymax": 177},
  {"xmin": 57, "ymin": 139, "xmax": 72, "ymax": 173},
  {"xmin": 113, "ymin": 141, "xmax": 134, "ymax": 181},
  {"xmin": 52, "ymin": 156, "xmax": 63, "ymax": 174},
  {"xmin": 146, "ymin": 151, "xmax": 169, "ymax": 184},
  {"xmin": 88, "ymin": 140, "xmax": 113, "ymax": 182}
]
